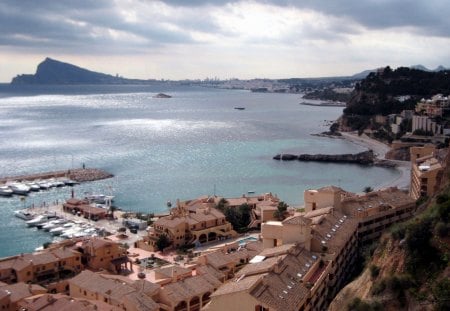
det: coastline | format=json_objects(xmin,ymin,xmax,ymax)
[{"xmin": 339, "ymin": 131, "xmax": 411, "ymax": 191}]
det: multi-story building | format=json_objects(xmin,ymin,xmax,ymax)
[
  {"xmin": 77, "ymin": 237, "xmax": 131, "ymax": 273},
  {"xmin": 0, "ymin": 248, "xmax": 82, "ymax": 285},
  {"xmin": 410, "ymin": 146, "xmax": 445, "ymax": 200},
  {"xmin": 304, "ymin": 186, "xmax": 416, "ymax": 244},
  {"xmin": 411, "ymin": 115, "xmax": 441, "ymax": 135},
  {"xmin": 141, "ymin": 199, "xmax": 237, "ymax": 251}
]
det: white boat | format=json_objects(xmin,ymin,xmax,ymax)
[
  {"xmin": 14, "ymin": 210, "xmax": 35, "ymax": 220},
  {"xmin": 26, "ymin": 215, "xmax": 47, "ymax": 227},
  {"xmin": 60, "ymin": 178, "xmax": 79, "ymax": 186},
  {"xmin": 60, "ymin": 226, "xmax": 83, "ymax": 238},
  {"xmin": 0, "ymin": 185, "xmax": 13, "ymax": 197},
  {"xmin": 25, "ymin": 182, "xmax": 41, "ymax": 192},
  {"xmin": 42, "ymin": 219, "xmax": 68, "ymax": 231},
  {"xmin": 37, "ymin": 181, "xmax": 52, "ymax": 190},
  {"xmin": 50, "ymin": 222, "xmax": 74, "ymax": 236},
  {"xmin": 8, "ymin": 182, "xmax": 30, "ymax": 195},
  {"xmin": 85, "ymin": 194, "xmax": 115, "ymax": 204}
]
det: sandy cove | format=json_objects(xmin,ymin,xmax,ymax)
[{"xmin": 339, "ymin": 132, "xmax": 411, "ymax": 191}]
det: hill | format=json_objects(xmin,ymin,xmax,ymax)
[
  {"xmin": 11, "ymin": 58, "xmax": 149, "ymax": 84},
  {"xmin": 340, "ymin": 66, "xmax": 450, "ymax": 133}
]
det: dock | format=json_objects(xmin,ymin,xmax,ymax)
[{"xmin": 0, "ymin": 168, "xmax": 113, "ymax": 184}]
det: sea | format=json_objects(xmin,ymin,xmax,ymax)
[{"xmin": 0, "ymin": 84, "xmax": 399, "ymax": 257}]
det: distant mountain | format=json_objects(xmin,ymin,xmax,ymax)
[
  {"xmin": 350, "ymin": 69, "xmax": 378, "ymax": 79},
  {"xmin": 410, "ymin": 64, "xmax": 448, "ymax": 72},
  {"xmin": 11, "ymin": 58, "xmax": 149, "ymax": 84}
]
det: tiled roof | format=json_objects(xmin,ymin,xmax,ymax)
[
  {"xmin": 195, "ymin": 265, "xmax": 226, "ymax": 281},
  {"xmin": 69, "ymin": 270, "xmax": 135, "ymax": 301},
  {"xmin": 211, "ymin": 274, "xmax": 264, "ymax": 297},
  {"xmin": 123, "ymin": 292, "xmax": 160, "ymax": 311},
  {"xmin": 282, "ymin": 215, "xmax": 311, "ymax": 226},
  {"xmin": 236, "ymin": 256, "xmax": 282, "ymax": 276},
  {"xmin": 0, "ymin": 282, "xmax": 46, "ymax": 303},
  {"xmin": 161, "ymin": 274, "xmax": 221, "ymax": 304},
  {"xmin": 154, "ymin": 265, "xmax": 192, "ymax": 279},
  {"xmin": 131, "ymin": 279, "xmax": 160, "ymax": 297}
]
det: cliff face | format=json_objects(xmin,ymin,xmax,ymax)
[
  {"xmin": 273, "ymin": 150, "xmax": 374, "ymax": 164},
  {"xmin": 11, "ymin": 58, "xmax": 142, "ymax": 84}
]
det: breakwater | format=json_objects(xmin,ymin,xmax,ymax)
[
  {"xmin": 0, "ymin": 168, "xmax": 113, "ymax": 184},
  {"xmin": 273, "ymin": 150, "xmax": 374, "ymax": 165}
]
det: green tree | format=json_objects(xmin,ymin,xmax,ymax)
[
  {"xmin": 274, "ymin": 201, "xmax": 288, "ymax": 220},
  {"xmin": 363, "ymin": 186, "xmax": 374, "ymax": 193},
  {"xmin": 156, "ymin": 234, "xmax": 170, "ymax": 251}
]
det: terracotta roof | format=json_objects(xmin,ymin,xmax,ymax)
[
  {"xmin": 131, "ymin": 280, "xmax": 160, "ymax": 297},
  {"xmin": 161, "ymin": 274, "xmax": 221, "ymax": 305},
  {"xmin": 282, "ymin": 215, "xmax": 311, "ymax": 226},
  {"xmin": 0, "ymin": 282, "xmax": 46, "ymax": 303},
  {"xmin": 211, "ymin": 274, "xmax": 264, "ymax": 297},
  {"xmin": 195, "ymin": 265, "xmax": 226, "ymax": 281},
  {"xmin": 154, "ymin": 265, "xmax": 192, "ymax": 279},
  {"xmin": 123, "ymin": 292, "xmax": 160, "ymax": 311},
  {"xmin": 17, "ymin": 294, "xmax": 114, "ymax": 311},
  {"xmin": 69, "ymin": 270, "xmax": 135, "ymax": 301},
  {"xmin": 236, "ymin": 256, "xmax": 282, "ymax": 276}
]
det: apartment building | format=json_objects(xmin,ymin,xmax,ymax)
[
  {"xmin": 0, "ymin": 282, "xmax": 46, "ymax": 311},
  {"xmin": 0, "ymin": 248, "xmax": 82, "ymax": 285},
  {"xmin": 409, "ymin": 144, "xmax": 447, "ymax": 200}
]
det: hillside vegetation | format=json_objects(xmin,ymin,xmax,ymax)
[{"xmin": 341, "ymin": 67, "xmax": 450, "ymax": 132}]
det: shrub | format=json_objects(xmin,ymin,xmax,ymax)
[
  {"xmin": 435, "ymin": 222, "xmax": 448, "ymax": 238},
  {"xmin": 371, "ymin": 280, "xmax": 386, "ymax": 295}
]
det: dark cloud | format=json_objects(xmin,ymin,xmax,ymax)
[
  {"xmin": 163, "ymin": 0, "xmax": 450, "ymax": 37},
  {"xmin": 0, "ymin": 0, "xmax": 448, "ymax": 56}
]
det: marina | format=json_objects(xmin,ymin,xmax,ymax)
[{"xmin": 0, "ymin": 168, "xmax": 112, "ymax": 197}]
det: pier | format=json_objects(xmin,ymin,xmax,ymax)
[{"xmin": 0, "ymin": 168, "xmax": 113, "ymax": 184}]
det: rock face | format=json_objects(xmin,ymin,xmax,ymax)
[{"xmin": 273, "ymin": 150, "xmax": 374, "ymax": 165}]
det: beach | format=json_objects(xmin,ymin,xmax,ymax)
[{"xmin": 340, "ymin": 132, "xmax": 411, "ymax": 191}]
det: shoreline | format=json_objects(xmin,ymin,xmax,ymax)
[{"xmin": 339, "ymin": 131, "xmax": 411, "ymax": 191}]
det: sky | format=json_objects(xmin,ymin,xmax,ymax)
[{"xmin": 1, "ymin": 0, "xmax": 449, "ymax": 82}]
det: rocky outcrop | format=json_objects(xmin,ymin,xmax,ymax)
[{"xmin": 273, "ymin": 150, "xmax": 374, "ymax": 165}]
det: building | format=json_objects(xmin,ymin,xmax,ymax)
[
  {"xmin": 205, "ymin": 244, "xmax": 333, "ymax": 311},
  {"xmin": 141, "ymin": 199, "xmax": 237, "ymax": 251},
  {"xmin": 0, "ymin": 282, "xmax": 46, "ymax": 311},
  {"xmin": 63, "ymin": 198, "xmax": 108, "ymax": 221},
  {"xmin": 303, "ymin": 186, "xmax": 416, "ymax": 243},
  {"xmin": 339, "ymin": 188, "xmax": 416, "ymax": 243},
  {"xmin": 16, "ymin": 293, "xmax": 117, "ymax": 311},
  {"xmin": 411, "ymin": 115, "xmax": 442, "ymax": 135},
  {"xmin": 69, "ymin": 270, "xmax": 160, "ymax": 311},
  {"xmin": 77, "ymin": 237, "xmax": 131, "ymax": 273},
  {"xmin": 196, "ymin": 241, "xmax": 263, "ymax": 280},
  {"xmin": 0, "ymin": 248, "xmax": 82, "ymax": 286},
  {"xmin": 410, "ymin": 146, "xmax": 445, "ymax": 200}
]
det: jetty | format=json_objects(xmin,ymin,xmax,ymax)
[
  {"xmin": 0, "ymin": 168, "xmax": 113, "ymax": 184},
  {"xmin": 273, "ymin": 150, "xmax": 375, "ymax": 165}
]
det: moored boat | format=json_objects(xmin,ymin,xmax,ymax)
[
  {"xmin": 0, "ymin": 185, "xmax": 13, "ymax": 197},
  {"xmin": 8, "ymin": 182, "xmax": 30, "ymax": 195},
  {"xmin": 14, "ymin": 210, "xmax": 35, "ymax": 220}
]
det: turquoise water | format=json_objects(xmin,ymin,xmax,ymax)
[{"xmin": 0, "ymin": 85, "xmax": 398, "ymax": 257}]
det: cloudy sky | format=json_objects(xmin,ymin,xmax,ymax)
[{"xmin": 1, "ymin": 0, "xmax": 449, "ymax": 82}]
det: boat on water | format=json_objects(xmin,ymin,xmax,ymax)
[
  {"xmin": 41, "ymin": 219, "xmax": 68, "ymax": 231},
  {"xmin": 37, "ymin": 180, "xmax": 52, "ymax": 190},
  {"xmin": 0, "ymin": 185, "xmax": 13, "ymax": 197},
  {"xmin": 25, "ymin": 182, "xmax": 41, "ymax": 192},
  {"xmin": 59, "ymin": 178, "xmax": 79, "ymax": 186},
  {"xmin": 14, "ymin": 210, "xmax": 35, "ymax": 220},
  {"xmin": 85, "ymin": 194, "xmax": 114, "ymax": 204},
  {"xmin": 26, "ymin": 213, "xmax": 58, "ymax": 227},
  {"xmin": 234, "ymin": 107, "xmax": 245, "ymax": 110},
  {"xmin": 8, "ymin": 182, "xmax": 30, "ymax": 195},
  {"xmin": 50, "ymin": 222, "xmax": 75, "ymax": 236}
]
